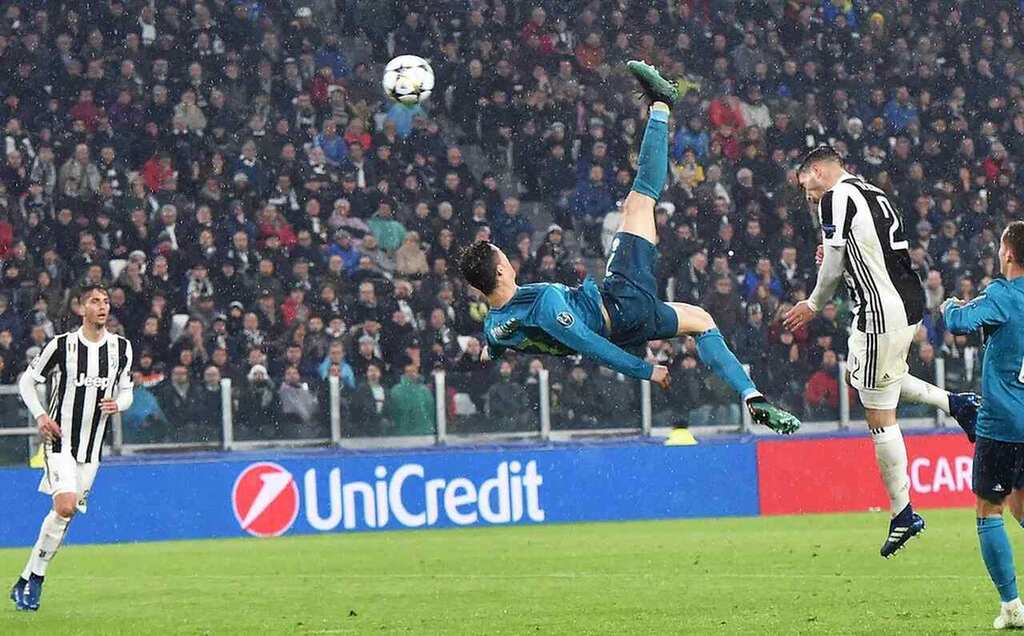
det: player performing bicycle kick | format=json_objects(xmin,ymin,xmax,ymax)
[{"xmin": 459, "ymin": 61, "xmax": 799, "ymax": 434}]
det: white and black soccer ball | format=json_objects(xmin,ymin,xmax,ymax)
[{"xmin": 382, "ymin": 55, "xmax": 435, "ymax": 106}]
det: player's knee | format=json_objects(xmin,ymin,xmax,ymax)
[
  {"xmin": 54, "ymin": 499, "xmax": 76, "ymax": 519},
  {"xmin": 977, "ymin": 496, "xmax": 1005, "ymax": 517},
  {"xmin": 692, "ymin": 307, "xmax": 716, "ymax": 332}
]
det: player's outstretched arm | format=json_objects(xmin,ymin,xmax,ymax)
[
  {"xmin": 943, "ymin": 283, "xmax": 1008, "ymax": 334},
  {"xmin": 536, "ymin": 290, "xmax": 664, "ymax": 385},
  {"xmin": 785, "ymin": 244, "xmax": 846, "ymax": 331}
]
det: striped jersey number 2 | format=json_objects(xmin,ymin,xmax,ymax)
[{"xmin": 876, "ymin": 196, "xmax": 909, "ymax": 251}]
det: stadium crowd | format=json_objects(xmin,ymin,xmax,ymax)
[{"xmin": 0, "ymin": 0, "xmax": 1013, "ymax": 441}]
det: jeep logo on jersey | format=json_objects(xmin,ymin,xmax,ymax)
[
  {"xmin": 74, "ymin": 374, "xmax": 112, "ymax": 389},
  {"xmin": 822, "ymin": 223, "xmax": 836, "ymax": 239},
  {"xmin": 232, "ymin": 462, "xmax": 300, "ymax": 537},
  {"xmin": 556, "ymin": 312, "xmax": 574, "ymax": 327}
]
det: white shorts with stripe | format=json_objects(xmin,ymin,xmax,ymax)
[
  {"xmin": 38, "ymin": 446, "xmax": 98, "ymax": 513},
  {"xmin": 846, "ymin": 322, "xmax": 920, "ymax": 410}
]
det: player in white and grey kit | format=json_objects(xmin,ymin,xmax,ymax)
[
  {"xmin": 10, "ymin": 285, "xmax": 133, "ymax": 611},
  {"xmin": 785, "ymin": 146, "xmax": 980, "ymax": 558}
]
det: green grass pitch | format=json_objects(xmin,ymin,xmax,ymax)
[{"xmin": 0, "ymin": 508, "xmax": 1004, "ymax": 634}]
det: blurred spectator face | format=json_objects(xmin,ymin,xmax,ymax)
[
  {"xmin": 204, "ymin": 366, "xmax": 221, "ymax": 388},
  {"xmin": 284, "ymin": 366, "xmax": 302, "ymax": 385},
  {"xmin": 429, "ymin": 309, "xmax": 446, "ymax": 329},
  {"xmin": 822, "ymin": 303, "xmax": 837, "ymax": 321},
  {"xmin": 359, "ymin": 283, "xmax": 375, "ymax": 305},
  {"xmin": 714, "ymin": 277, "xmax": 732, "ymax": 295},
  {"xmin": 172, "ymin": 366, "xmax": 189, "ymax": 386},
  {"xmin": 367, "ymin": 365, "xmax": 382, "ymax": 384},
  {"xmin": 499, "ymin": 361, "xmax": 513, "ymax": 379},
  {"xmin": 329, "ymin": 343, "xmax": 345, "ymax": 364},
  {"xmin": 466, "ymin": 337, "xmax": 481, "ymax": 356},
  {"xmin": 821, "ymin": 350, "xmax": 838, "ymax": 370}
]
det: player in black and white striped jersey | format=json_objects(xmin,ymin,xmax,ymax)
[
  {"xmin": 10, "ymin": 284, "xmax": 133, "ymax": 612},
  {"xmin": 785, "ymin": 146, "xmax": 981, "ymax": 558}
]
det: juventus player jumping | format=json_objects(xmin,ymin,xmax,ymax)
[
  {"xmin": 785, "ymin": 146, "xmax": 980, "ymax": 557},
  {"xmin": 10, "ymin": 285, "xmax": 133, "ymax": 611}
]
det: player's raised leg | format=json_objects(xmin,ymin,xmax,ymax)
[
  {"xmin": 618, "ymin": 60, "xmax": 677, "ymax": 243},
  {"xmin": 900, "ymin": 374, "xmax": 980, "ymax": 442},
  {"xmin": 622, "ymin": 61, "xmax": 798, "ymax": 434}
]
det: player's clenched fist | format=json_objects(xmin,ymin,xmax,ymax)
[
  {"xmin": 36, "ymin": 413, "xmax": 61, "ymax": 442},
  {"xmin": 650, "ymin": 365, "xmax": 671, "ymax": 389}
]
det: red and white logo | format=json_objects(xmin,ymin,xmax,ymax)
[{"xmin": 231, "ymin": 462, "xmax": 299, "ymax": 537}]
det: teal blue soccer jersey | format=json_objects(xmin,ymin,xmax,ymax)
[
  {"xmin": 483, "ymin": 278, "xmax": 654, "ymax": 380},
  {"xmin": 944, "ymin": 278, "xmax": 1024, "ymax": 442}
]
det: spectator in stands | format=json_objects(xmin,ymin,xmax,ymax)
[
  {"xmin": 155, "ymin": 365, "xmax": 201, "ymax": 441},
  {"xmin": 559, "ymin": 364, "xmax": 603, "ymax": 428},
  {"xmin": 279, "ymin": 365, "xmax": 318, "ymax": 433},
  {"xmin": 486, "ymin": 360, "xmax": 529, "ymax": 430},
  {"xmin": 804, "ymin": 350, "xmax": 841, "ymax": 420},
  {"xmin": 349, "ymin": 362, "xmax": 388, "ymax": 436},
  {"xmin": 388, "ymin": 359, "xmax": 434, "ymax": 435}
]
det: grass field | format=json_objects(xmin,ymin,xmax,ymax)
[{"xmin": 0, "ymin": 508, "xmax": 1005, "ymax": 634}]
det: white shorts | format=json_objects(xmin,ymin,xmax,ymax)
[
  {"xmin": 38, "ymin": 448, "xmax": 98, "ymax": 514},
  {"xmin": 846, "ymin": 322, "xmax": 920, "ymax": 410}
]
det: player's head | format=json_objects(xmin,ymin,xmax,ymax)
[
  {"xmin": 797, "ymin": 145, "xmax": 844, "ymax": 204},
  {"xmin": 999, "ymin": 221, "xmax": 1024, "ymax": 278},
  {"xmin": 77, "ymin": 284, "xmax": 110, "ymax": 327},
  {"xmin": 460, "ymin": 241, "xmax": 513, "ymax": 299}
]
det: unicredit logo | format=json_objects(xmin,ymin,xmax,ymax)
[
  {"xmin": 232, "ymin": 462, "xmax": 300, "ymax": 537},
  {"xmin": 231, "ymin": 460, "xmax": 544, "ymax": 536}
]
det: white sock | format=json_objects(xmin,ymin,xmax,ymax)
[
  {"xmin": 900, "ymin": 375, "xmax": 950, "ymax": 414},
  {"xmin": 20, "ymin": 511, "xmax": 70, "ymax": 579},
  {"xmin": 872, "ymin": 425, "xmax": 911, "ymax": 516},
  {"xmin": 1004, "ymin": 598, "xmax": 1023, "ymax": 612}
]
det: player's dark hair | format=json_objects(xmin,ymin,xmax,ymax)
[
  {"xmin": 77, "ymin": 283, "xmax": 109, "ymax": 301},
  {"xmin": 460, "ymin": 241, "xmax": 500, "ymax": 295},
  {"xmin": 798, "ymin": 145, "xmax": 842, "ymax": 173},
  {"xmin": 1003, "ymin": 221, "xmax": 1024, "ymax": 265}
]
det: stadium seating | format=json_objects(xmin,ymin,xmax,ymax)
[{"xmin": 0, "ymin": 1, "xmax": 1004, "ymax": 443}]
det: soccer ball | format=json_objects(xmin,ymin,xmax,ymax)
[{"xmin": 382, "ymin": 55, "xmax": 434, "ymax": 106}]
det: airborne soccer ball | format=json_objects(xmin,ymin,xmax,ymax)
[{"xmin": 382, "ymin": 55, "xmax": 434, "ymax": 106}]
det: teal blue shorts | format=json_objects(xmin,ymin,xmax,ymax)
[{"xmin": 600, "ymin": 232, "xmax": 679, "ymax": 347}]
